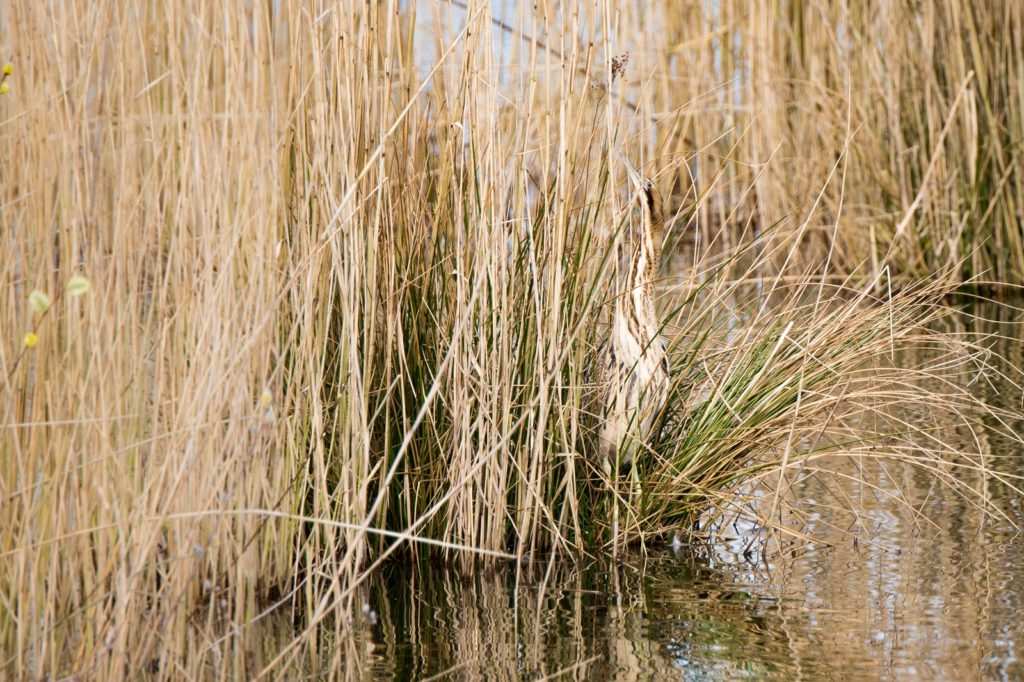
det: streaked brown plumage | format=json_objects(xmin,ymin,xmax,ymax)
[{"xmin": 587, "ymin": 157, "xmax": 669, "ymax": 473}]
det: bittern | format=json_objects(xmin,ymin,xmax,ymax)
[{"xmin": 588, "ymin": 156, "xmax": 669, "ymax": 474}]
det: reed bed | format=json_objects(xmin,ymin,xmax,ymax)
[{"xmin": 1, "ymin": 1, "xmax": 1022, "ymax": 678}]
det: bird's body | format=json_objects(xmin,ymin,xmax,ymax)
[{"xmin": 588, "ymin": 159, "xmax": 669, "ymax": 473}]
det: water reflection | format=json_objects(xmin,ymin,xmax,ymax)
[{"xmin": 249, "ymin": 553, "xmax": 814, "ymax": 680}]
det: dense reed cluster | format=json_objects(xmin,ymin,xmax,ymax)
[{"xmin": 1, "ymin": 1, "xmax": 1021, "ymax": 677}]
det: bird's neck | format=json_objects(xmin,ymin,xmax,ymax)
[
  {"xmin": 619, "ymin": 228, "xmax": 661, "ymax": 339},
  {"xmin": 640, "ymin": 218, "xmax": 662, "ymax": 287},
  {"xmin": 627, "ymin": 217, "xmax": 661, "ymax": 295},
  {"xmin": 615, "ymin": 184, "xmax": 664, "ymax": 340}
]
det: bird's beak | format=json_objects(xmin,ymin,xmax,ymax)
[{"xmin": 619, "ymin": 155, "xmax": 645, "ymax": 193}]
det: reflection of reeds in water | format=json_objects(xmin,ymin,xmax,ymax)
[{"xmin": 206, "ymin": 554, "xmax": 825, "ymax": 679}]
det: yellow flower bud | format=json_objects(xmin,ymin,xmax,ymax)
[
  {"xmin": 0, "ymin": 83, "xmax": 9, "ymax": 96},
  {"xmin": 24, "ymin": 332, "xmax": 38, "ymax": 348},
  {"xmin": 2, "ymin": 64, "xmax": 11, "ymax": 75}
]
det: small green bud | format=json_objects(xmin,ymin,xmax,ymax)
[
  {"xmin": 67, "ymin": 275, "xmax": 91, "ymax": 297},
  {"xmin": 28, "ymin": 290, "xmax": 52, "ymax": 313}
]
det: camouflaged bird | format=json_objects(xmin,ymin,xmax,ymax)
[{"xmin": 587, "ymin": 156, "xmax": 669, "ymax": 474}]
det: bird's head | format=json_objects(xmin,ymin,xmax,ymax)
[{"xmin": 620, "ymin": 155, "xmax": 664, "ymax": 242}]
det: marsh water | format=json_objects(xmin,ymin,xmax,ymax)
[{"xmin": 238, "ymin": 301, "xmax": 1022, "ymax": 681}]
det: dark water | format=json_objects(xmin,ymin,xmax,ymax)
[{"xmin": 239, "ymin": 301, "xmax": 1022, "ymax": 681}]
